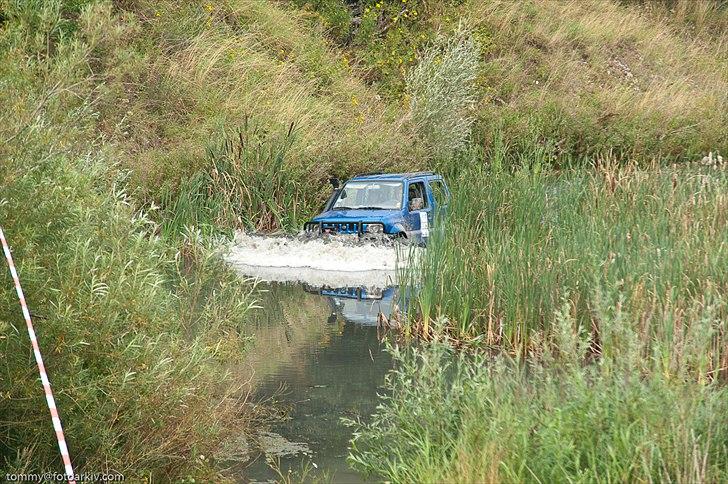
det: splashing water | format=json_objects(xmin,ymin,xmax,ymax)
[{"xmin": 223, "ymin": 232, "xmax": 419, "ymax": 288}]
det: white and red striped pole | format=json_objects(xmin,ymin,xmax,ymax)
[{"xmin": 0, "ymin": 227, "xmax": 76, "ymax": 483}]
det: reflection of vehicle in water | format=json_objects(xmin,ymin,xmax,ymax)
[{"xmin": 304, "ymin": 285, "xmax": 400, "ymax": 326}]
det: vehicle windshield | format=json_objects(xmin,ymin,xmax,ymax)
[{"xmin": 332, "ymin": 180, "xmax": 403, "ymax": 210}]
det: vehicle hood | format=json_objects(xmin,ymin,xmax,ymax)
[{"xmin": 311, "ymin": 209, "xmax": 402, "ymax": 222}]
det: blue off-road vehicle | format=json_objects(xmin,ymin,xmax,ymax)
[{"xmin": 304, "ymin": 172, "xmax": 450, "ymax": 243}]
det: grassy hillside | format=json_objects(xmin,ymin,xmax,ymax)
[
  {"xmin": 85, "ymin": 0, "xmax": 422, "ymax": 231},
  {"xmin": 630, "ymin": 0, "xmax": 728, "ymax": 43},
  {"xmin": 44, "ymin": 0, "xmax": 728, "ymax": 235},
  {"xmin": 56, "ymin": 0, "xmax": 728, "ymax": 235},
  {"xmin": 303, "ymin": 0, "xmax": 727, "ymax": 165}
]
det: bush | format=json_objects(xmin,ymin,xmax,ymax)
[
  {"xmin": 350, "ymin": 293, "xmax": 728, "ymax": 482},
  {"xmin": 406, "ymin": 24, "xmax": 480, "ymax": 160},
  {"xmin": 0, "ymin": 1, "xmax": 259, "ymax": 478}
]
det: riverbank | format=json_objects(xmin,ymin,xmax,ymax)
[{"xmin": 0, "ymin": 4, "xmax": 262, "ymax": 480}]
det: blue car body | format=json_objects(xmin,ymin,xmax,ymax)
[{"xmin": 304, "ymin": 172, "xmax": 450, "ymax": 244}]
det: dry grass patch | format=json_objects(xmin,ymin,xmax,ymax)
[
  {"xmin": 463, "ymin": 0, "xmax": 727, "ymax": 162},
  {"xmin": 83, "ymin": 0, "xmax": 421, "ymax": 212}
]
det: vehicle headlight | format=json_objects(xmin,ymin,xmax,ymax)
[
  {"xmin": 304, "ymin": 222, "xmax": 320, "ymax": 232},
  {"xmin": 366, "ymin": 224, "xmax": 384, "ymax": 234}
]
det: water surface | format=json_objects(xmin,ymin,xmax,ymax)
[{"xmin": 236, "ymin": 283, "xmax": 396, "ymax": 482}]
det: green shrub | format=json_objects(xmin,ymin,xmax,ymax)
[
  {"xmin": 0, "ymin": 1, "xmax": 259, "ymax": 478},
  {"xmin": 350, "ymin": 294, "xmax": 728, "ymax": 482},
  {"xmin": 406, "ymin": 23, "xmax": 480, "ymax": 160},
  {"xmin": 380, "ymin": 146, "xmax": 728, "ymax": 481},
  {"xmin": 0, "ymin": 149, "xmax": 258, "ymax": 479}
]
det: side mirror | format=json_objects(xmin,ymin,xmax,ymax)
[
  {"xmin": 409, "ymin": 197, "xmax": 424, "ymax": 211},
  {"xmin": 329, "ymin": 177, "xmax": 340, "ymax": 189}
]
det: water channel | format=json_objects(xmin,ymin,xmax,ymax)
[{"xmin": 232, "ymin": 282, "xmax": 399, "ymax": 482}]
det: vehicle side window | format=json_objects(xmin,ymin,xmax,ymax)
[
  {"xmin": 429, "ymin": 180, "xmax": 449, "ymax": 207},
  {"xmin": 407, "ymin": 181, "xmax": 428, "ymax": 210}
]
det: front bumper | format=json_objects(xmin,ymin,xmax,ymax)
[{"xmin": 304, "ymin": 221, "xmax": 385, "ymax": 236}]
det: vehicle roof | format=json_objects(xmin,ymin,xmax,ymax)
[{"xmin": 349, "ymin": 171, "xmax": 442, "ymax": 181}]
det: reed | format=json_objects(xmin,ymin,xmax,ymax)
[
  {"xmin": 350, "ymin": 309, "xmax": 728, "ymax": 482},
  {"xmin": 159, "ymin": 119, "xmax": 315, "ymax": 235},
  {"xmin": 356, "ymin": 149, "xmax": 728, "ymax": 482},
  {"xmin": 407, "ymin": 153, "xmax": 728, "ymax": 365}
]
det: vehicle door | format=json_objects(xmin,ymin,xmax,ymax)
[
  {"xmin": 405, "ymin": 179, "xmax": 433, "ymax": 240},
  {"xmin": 427, "ymin": 178, "xmax": 450, "ymax": 226}
]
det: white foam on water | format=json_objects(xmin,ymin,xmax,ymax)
[{"xmin": 223, "ymin": 232, "xmax": 419, "ymax": 287}]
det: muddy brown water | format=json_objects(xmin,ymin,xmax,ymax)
[{"xmin": 230, "ymin": 283, "xmax": 397, "ymax": 483}]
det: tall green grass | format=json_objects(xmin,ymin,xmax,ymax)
[
  {"xmin": 350, "ymin": 300, "xmax": 728, "ymax": 482},
  {"xmin": 160, "ymin": 119, "xmax": 319, "ymax": 236},
  {"xmin": 409, "ymin": 159, "xmax": 728, "ymax": 362},
  {"xmin": 353, "ymin": 152, "xmax": 728, "ymax": 482},
  {"xmin": 0, "ymin": 1, "xmax": 261, "ymax": 479}
]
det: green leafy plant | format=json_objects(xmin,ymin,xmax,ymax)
[
  {"xmin": 160, "ymin": 119, "xmax": 315, "ymax": 236},
  {"xmin": 350, "ymin": 292, "xmax": 728, "ymax": 482},
  {"xmin": 406, "ymin": 23, "xmax": 480, "ymax": 160}
]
